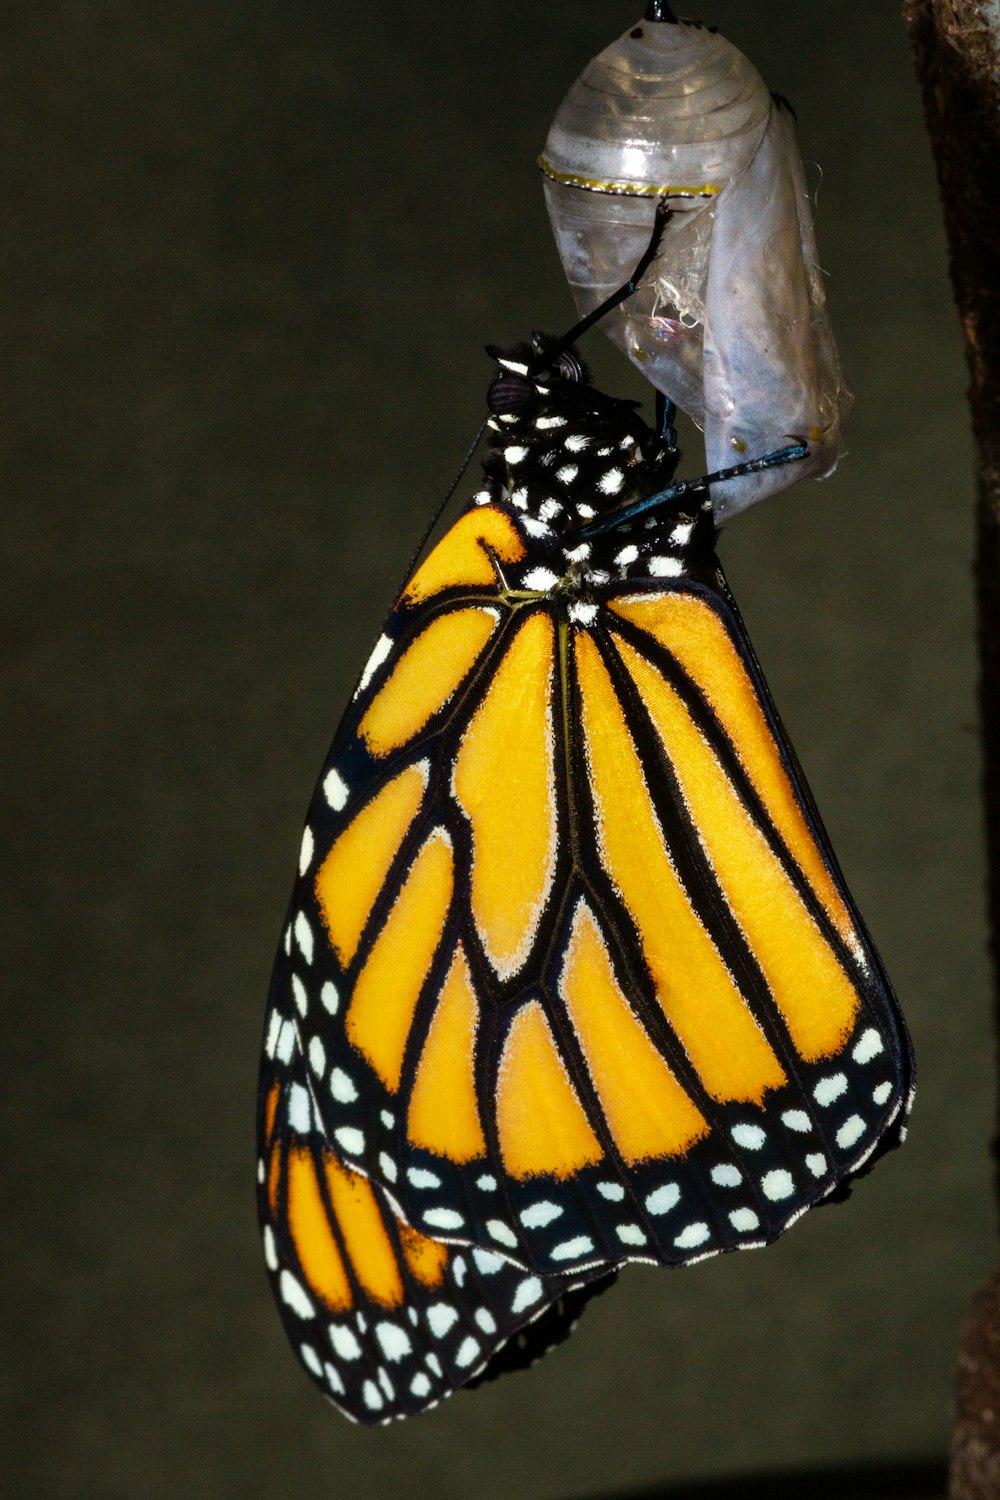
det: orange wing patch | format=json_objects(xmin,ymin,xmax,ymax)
[
  {"xmin": 358, "ymin": 607, "xmax": 499, "ymax": 758},
  {"xmin": 559, "ymin": 902, "xmax": 709, "ymax": 1163},
  {"xmin": 609, "ymin": 593, "xmax": 858, "ymax": 951},
  {"xmin": 575, "ymin": 630, "xmax": 786, "ymax": 1106},
  {"xmin": 346, "ymin": 828, "xmax": 454, "ymax": 1091},
  {"xmin": 286, "ymin": 1145, "xmax": 354, "ymax": 1312},
  {"xmin": 404, "ymin": 507, "xmax": 526, "ymax": 604},
  {"xmin": 324, "ymin": 1154, "xmax": 406, "ymax": 1308},
  {"xmin": 452, "ymin": 612, "xmax": 558, "ymax": 979},
  {"xmin": 315, "ymin": 763, "xmax": 428, "ymax": 966},
  {"xmin": 497, "ymin": 999, "xmax": 603, "ymax": 1179},
  {"xmin": 407, "ymin": 945, "xmax": 487, "ymax": 1163},
  {"xmin": 615, "ymin": 635, "xmax": 860, "ymax": 1063}
]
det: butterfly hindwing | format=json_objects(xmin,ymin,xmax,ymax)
[{"xmin": 258, "ymin": 985, "xmax": 615, "ymax": 1424}]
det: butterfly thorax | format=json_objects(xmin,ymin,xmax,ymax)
[{"xmin": 474, "ymin": 343, "xmax": 716, "ymax": 588}]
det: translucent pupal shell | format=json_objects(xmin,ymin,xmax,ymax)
[{"xmin": 540, "ymin": 18, "xmax": 850, "ymax": 519}]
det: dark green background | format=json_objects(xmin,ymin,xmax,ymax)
[{"xmin": 2, "ymin": 2, "xmax": 993, "ymax": 1495}]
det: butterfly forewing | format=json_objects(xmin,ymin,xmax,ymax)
[{"xmin": 274, "ymin": 497, "xmax": 912, "ymax": 1281}]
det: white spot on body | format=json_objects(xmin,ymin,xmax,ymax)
[
  {"xmin": 670, "ymin": 521, "xmax": 694, "ymax": 545},
  {"xmin": 423, "ymin": 1208, "xmax": 464, "ymax": 1232},
  {"xmin": 330, "ymin": 1068, "xmax": 357, "ymax": 1103},
  {"xmin": 569, "ymin": 602, "xmax": 599, "ymax": 626},
  {"xmin": 280, "ymin": 1270, "xmax": 315, "ymax": 1319},
  {"xmin": 563, "ymin": 543, "xmax": 591, "ymax": 563},
  {"xmin": 597, "ymin": 468, "xmax": 625, "ymax": 495},
  {"xmin": 511, "ymin": 1278, "xmax": 544, "ymax": 1313},
  {"xmin": 761, "ymin": 1169, "xmax": 796, "ymax": 1202},
  {"xmin": 615, "ymin": 545, "xmax": 639, "ymax": 566},
  {"xmin": 645, "ymin": 1183, "xmax": 681, "ymax": 1215},
  {"xmin": 556, "ymin": 464, "xmax": 579, "ymax": 485},
  {"xmin": 539, "ymin": 499, "xmax": 563, "ymax": 521},
  {"xmin": 521, "ymin": 568, "xmax": 560, "ymax": 591},
  {"xmin": 576, "ymin": 503, "xmax": 596, "ymax": 519},
  {"xmin": 536, "ymin": 415, "xmax": 568, "ymax": 430},
  {"xmin": 511, "ymin": 487, "xmax": 529, "ymax": 509},
  {"xmin": 520, "ymin": 1201, "xmax": 562, "ymax": 1230},
  {"xmin": 298, "ymin": 827, "xmax": 314, "ymax": 877},
  {"xmin": 836, "ymin": 1115, "xmax": 866, "ymax": 1149},
  {"xmin": 648, "ymin": 555, "xmax": 684, "ymax": 578},
  {"xmin": 504, "ymin": 446, "xmax": 530, "ymax": 465},
  {"xmin": 524, "ymin": 517, "xmax": 553, "ymax": 539},
  {"xmin": 814, "ymin": 1073, "xmax": 848, "ymax": 1106},
  {"xmin": 565, "ymin": 434, "xmax": 591, "ymax": 453},
  {"xmin": 472, "ymin": 489, "xmax": 492, "ymax": 506},
  {"xmin": 323, "ymin": 769, "xmax": 349, "ymax": 811}
]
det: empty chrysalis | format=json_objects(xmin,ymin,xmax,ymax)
[{"xmin": 540, "ymin": 7, "xmax": 850, "ymax": 519}]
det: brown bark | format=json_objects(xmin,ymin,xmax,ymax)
[{"xmin": 902, "ymin": 3, "xmax": 1000, "ymax": 1497}]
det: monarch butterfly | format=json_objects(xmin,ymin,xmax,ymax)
[{"xmin": 258, "ymin": 200, "xmax": 913, "ymax": 1422}]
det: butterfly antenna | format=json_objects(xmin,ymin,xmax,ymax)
[
  {"xmin": 546, "ymin": 197, "xmax": 672, "ymax": 361},
  {"xmin": 391, "ymin": 414, "xmax": 490, "ymax": 594}
]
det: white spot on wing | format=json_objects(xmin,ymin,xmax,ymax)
[
  {"xmin": 410, "ymin": 1372, "xmax": 432, "ymax": 1397},
  {"xmin": 423, "ymin": 1207, "xmax": 464, "ymax": 1231},
  {"xmin": 299, "ymin": 827, "xmax": 314, "ymax": 876},
  {"xmin": 761, "ymin": 1169, "xmax": 795, "ymax": 1201},
  {"xmin": 408, "ymin": 1167, "xmax": 441, "ymax": 1189},
  {"xmin": 455, "ymin": 1336, "xmax": 481, "ymax": 1369},
  {"xmin": 873, "ymin": 1081, "xmax": 893, "ymax": 1105},
  {"xmin": 550, "ymin": 1235, "xmax": 594, "ymax": 1262},
  {"xmin": 291, "ymin": 975, "xmax": 308, "ymax": 1016},
  {"xmin": 288, "ymin": 1084, "xmax": 312, "ymax": 1134},
  {"xmin": 362, "ymin": 1380, "xmax": 384, "ymax": 1412},
  {"xmin": 617, "ymin": 1224, "xmax": 647, "ymax": 1246},
  {"xmin": 836, "ymin": 1115, "xmax": 866, "ymax": 1149},
  {"xmin": 805, "ymin": 1153, "xmax": 827, "ymax": 1177},
  {"xmin": 308, "ymin": 1036, "xmax": 326, "ymax": 1077},
  {"xmin": 512, "ymin": 1277, "xmax": 543, "ymax": 1313},
  {"xmin": 814, "ymin": 1073, "xmax": 848, "ymax": 1107},
  {"xmin": 357, "ymin": 634, "xmax": 393, "ymax": 695},
  {"xmin": 330, "ymin": 1068, "xmax": 357, "ymax": 1103},
  {"xmin": 487, "ymin": 1219, "xmax": 518, "ymax": 1248},
  {"xmin": 263, "ymin": 1225, "xmax": 278, "ymax": 1271},
  {"xmin": 710, "ymin": 1165, "xmax": 742, "ymax": 1188},
  {"xmin": 426, "ymin": 1303, "xmax": 459, "ymax": 1338},
  {"xmin": 730, "ymin": 1208, "xmax": 760, "ymax": 1233},
  {"xmin": 376, "ymin": 1322, "xmax": 412, "ymax": 1362},
  {"xmin": 330, "ymin": 1323, "xmax": 362, "ymax": 1360},
  {"xmin": 732, "ymin": 1124, "xmax": 766, "ymax": 1150},
  {"xmin": 853, "ymin": 1029, "xmax": 884, "ymax": 1064},
  {"xmin": 645, "ymin": 1183, "xmax": 681, "ymax": 1215},
  {"xmin": 473, "ymin": 1249, "xmax": 505, "ymax": 1275},
  {"xmin": 324, "ymin": 769, "xmax": 349, "ymax": 811},
  {"xmin": 674, "ymin": 1223, "xmax": 711, "ymax": 1250},
  {"xmin": 334, "ymin": 1126, "xmax": 364, "ymax": 1155},
  {"xmin": 320, "ymin": 981, "xmax": 339, "ymax": 1014},
  {"xmin": 279, "ymin": 1270, "xmax": 314, "ymax": 1319},
  {"xmin": 520, "ymin": 1201, "xmax": 562, "ymax": 1230},
  {"xmin": 300, "ymin": 1343, "xmax": 323, "ymax": 1377},
  {"xmin": 475, "ymin": 1308, "xmax": 498, "ymax": 1334},
  {"xmin": 782, "ymin": 1110, "xmax": 811, "ymax": 1133}
]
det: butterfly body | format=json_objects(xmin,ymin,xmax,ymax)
[{"xmin": 258, "ymin": 339, "xmax": 913, "ymax": 1417}]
